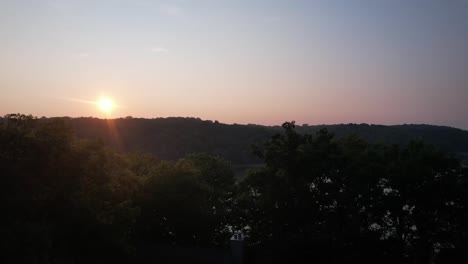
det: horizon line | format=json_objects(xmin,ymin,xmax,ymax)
[{"xmin": 1, "ymin": 113, "xmax": 466, "ymax": 131}]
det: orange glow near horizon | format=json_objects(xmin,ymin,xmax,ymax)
[{"xmin": 1, "ymin": 1, "xmax": 467, "ymax": 129}]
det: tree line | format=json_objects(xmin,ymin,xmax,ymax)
[
  {"xmin": 1, "ymin": 114, "xmax": 466, "ymax": 263},
  {"xmin": 56, "ymin": 116, "xmax": 468, "ymax": 165}
]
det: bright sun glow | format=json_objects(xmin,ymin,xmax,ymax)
[{"xmin": 98, "ymin": 98, "xmax": 114, "ymax": 112}]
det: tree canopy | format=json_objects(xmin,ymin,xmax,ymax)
[
  {"xmin": 0, "ymin": 115, "xmax": 466, "ymax": 263},
  {"xmin": 58, "ymin": 117, "xmax": 468, "ymax": 165}
]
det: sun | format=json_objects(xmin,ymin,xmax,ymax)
[{"xmin": 98, "ymin": 98, "xmax": 114, "ymax": 112}]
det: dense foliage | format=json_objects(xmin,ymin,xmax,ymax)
[
  {"xmin": 0, "ymin": 114, "xmax": 235, "ymax": 263},
  {"xmin": 64, "ymin": 117, "xmax": 271, "ymax": 164},
  {"xmin": 1, "ymin": 115, "xmax": 466, "ymax": 263},
  {"xmin": 239, "ymin": 122, "xmax": 467, "ymax": 263},
  {"xmin": 57, "ymin": 117, "xmax": 468, "ymax": 165}
]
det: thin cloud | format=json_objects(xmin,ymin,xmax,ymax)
[
  {"xmin": 58, "ymin": 97, "xmax": 96, "ymax": 105},
  {"xmin": 78, "ymin": 52, "xmax": 89, "ymax": 58},
  {"xmin": 46, "ymin": 0, "xmax": 75, "ymax": 13},
  {"xmin": 57, "ymin": 97, "xmax": 126, "ymax": 109},
  {"xmin": 151, "ymin": 47, "xmax": 168, "ymax": 53},
  {"xmin": 160, "ymin": 5, "xmax": 183, "ymax": 17}
]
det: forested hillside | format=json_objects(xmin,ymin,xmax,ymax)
[
  {"xmin": 57, "ymin": 117, "xmax": 468, "ymax": 165},
  {"xmin": 1, "ymin": 114, "xmax": 467, "ymax": 263},
  {"xmin": 62, "ymin": 117, "xmax": 270, "ymax": 164}
]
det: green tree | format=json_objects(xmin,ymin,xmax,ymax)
[
  {"xmin": 135, "ymin": 153, "xmax": 235, "ymax": 247},
  {"xmin": 0, "ymin": 114, "xmax": 140, "ymax": 263},
  {"xmin": 239, "ymin": 121, "xmax": 466, "ymax": 263}
]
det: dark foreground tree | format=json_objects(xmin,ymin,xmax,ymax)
[
  {"xmin": 134, "ymin": 153, "xmax": 235, "ymax": 247},
  {"xmin": 1, "ymin": 115, "xmax": 466, "ymax": 263},
  {"xmin": 0, "ymin": 114, "xmax": 140, "ymax": 263},
  {"xmin": 0, "ymin": 114, "xmax": 237, "ymax": 262},
  {"xmin": 239, "ymin": 121, "xmax": 467, "ymax": 263}
]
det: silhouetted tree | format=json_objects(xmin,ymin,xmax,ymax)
[
  {"xmin": 239, "ymin": 121, "xmax": 466, "ymax": 263},
  {"xmin": 1, "ymin": 115, "xmax": 466, "ymax": 263},
  {"xmin": 134, "ymin": 154, "xmax": 235, "ymax": 246}
]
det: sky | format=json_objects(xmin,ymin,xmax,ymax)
[{"xmin": 1, "ymin": 0, "xmax": 467, "ymax": 129}]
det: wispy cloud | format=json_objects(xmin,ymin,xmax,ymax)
[
  {"xmin": 58, "ymin": 97, "xmax": 96, "ymax": 105},
  {"xmin": 151, "ymin": 47, "xmax": 168, "ymax": 53},
  {"xmin": 77, "ymin": 52, "xmax": 89, "ymax": 58},
  {"xmin": 46, "ymin": 0, "xmax": 75, "ymax": 13},
  {"xmin": 160, "ymin": 4, "xmax": 183, "ymax": 17},
  {"xmin": 57, "ymin": 97, "xmax": 126, "ymax": 109}
]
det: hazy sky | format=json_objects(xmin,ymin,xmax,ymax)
[{"xmin": 1, "ymin": 0, "xmax": 467, "ymax": 129}]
